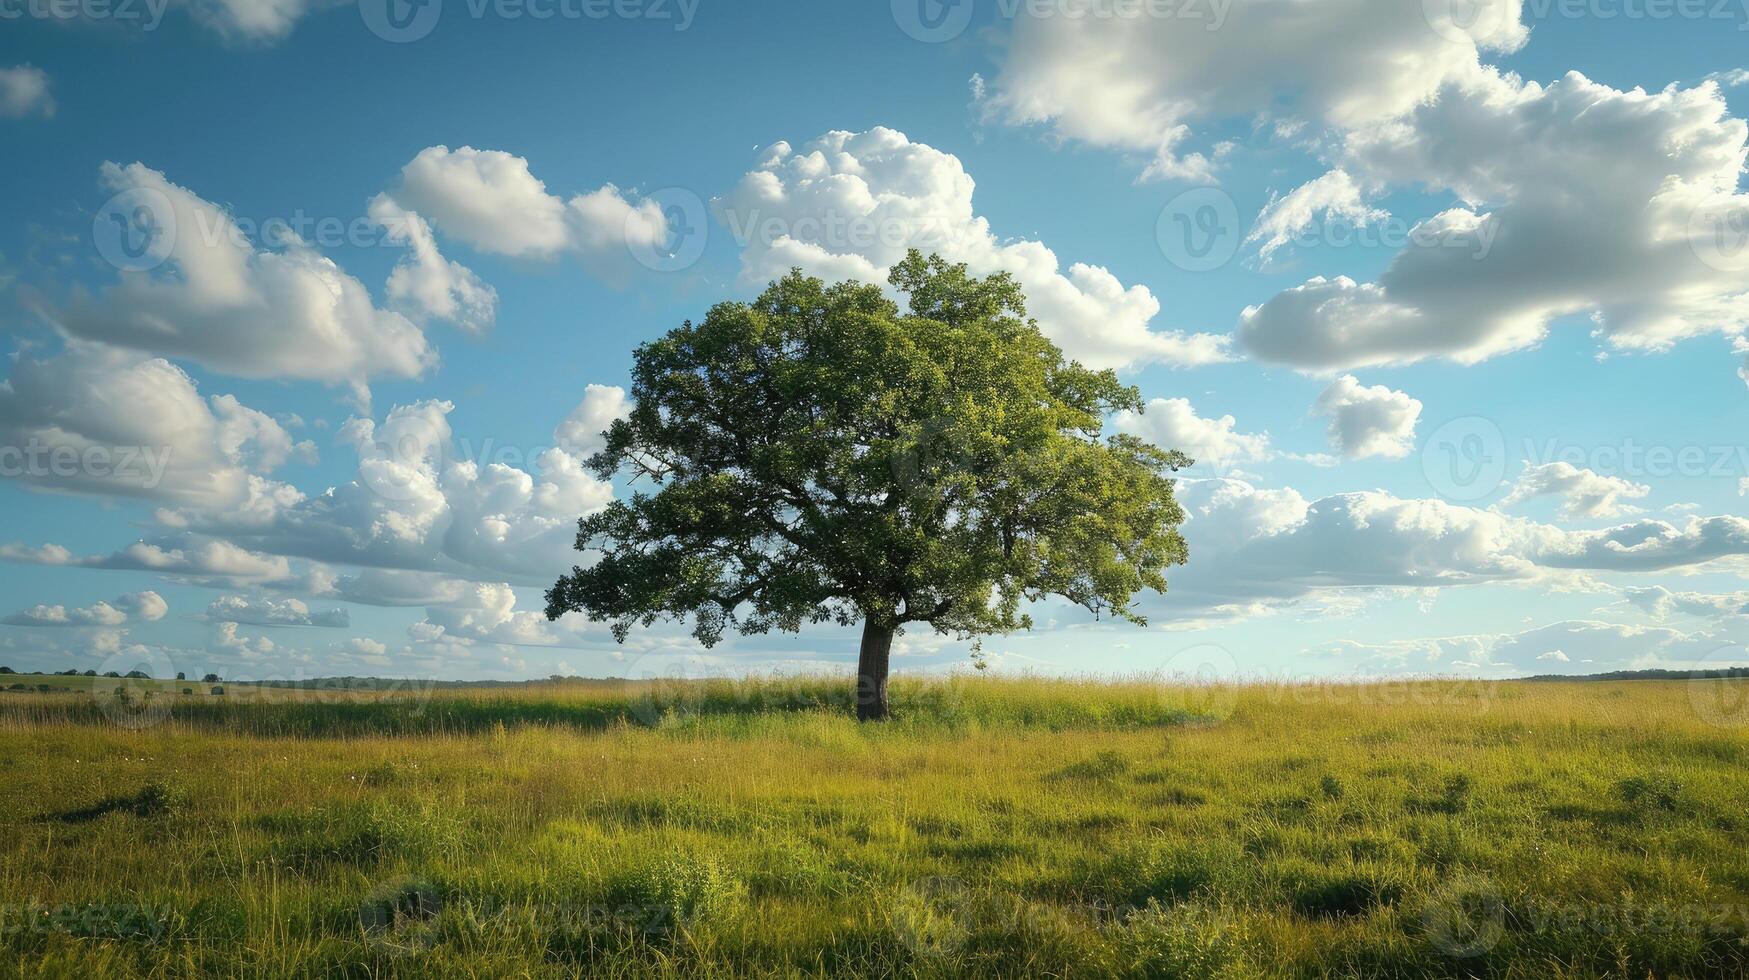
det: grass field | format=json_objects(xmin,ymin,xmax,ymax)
[{"xmin": 3, "ymin": 674, "xmax": 1748, "ymax": 978}]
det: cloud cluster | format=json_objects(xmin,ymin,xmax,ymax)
[
  {"xmin": 981, "ymin": 0, "xmax": 1524, "ymax": 180},
  {"xmin": 1618, "ymin": 585, "xmax": 1749, "ymax": 620},
  {"xmin": 1239, "ymin": 72, "xmax": 1749, "ymax": 369},
  {"xmin": 1165, "ymin": 479, "xmax": 1535, "ymax": 618},
  {"xmin": 979, "ymin": 6, "xmax": 1749, "ymax": 374},
  {"xmin": 368, "ymin": 194, "xmax": 499, "ymax": 336},
  {"xmin": 0, "ymin": 65, "xmax": 53, "ymax": 119},
  {"xmin": 715, "ymin": 127, "xmax": 1231, "ymax": 370},
  {"xmin": 0, "ymin": 344, "xmax": 312, "ymax": 507},
  {"xmin": 1, "ymin": 537, "xmax": 297, "ymax": 584},
  {"xmin": 412, "ymin": 583, "xmax": 589, "ymax": 647},
  {"xmin": 1111, "ymin": 397, "xmax": 1270, "ymax": 474},
  {"xmin": 1247, "ymin": 169, "xmax": 1387, "ymax": 263},
  {"xmin": 60, "ymin": 163, "xmax": 436, "ymax": 386},
  {"xmin": 0, "ymin": 382, "xmax": 629, "ymax": 666},
  {"xmin": 391, "ymin": 146, "xmax": 668, "ymax": 282},
  {"xmin": 206, "ymin": 594, "xmax": 349, "ymax": 628},
  {"xmin": 553, "ymin": 384, "xmax": 630, "ymax": 458},
  {"xmin": 1157, "ymin": 476, "xmax": 1749, "ymax": 622},
  {"xmin": 108, "ymin": 382, "xmax": 624, "ymax": 590},
  {"xmin": 181, "ymin": 0, "xmax": 342, "ymax": 41},
  {"xmin": 1530, "ymin": 515, "xmax": 1749, "ymax": 572},
  {"xmin": 3, "ymin": 591, "xmax": 166, "ymax": 627},
  {"xmin": 146, "ymin": 398, "xmax": 614, "ymax": 584},
  {"xmin": 1312, "ymin": 375, "xmax": 1421, "ymax": 459},
  {"xmin": 1332, "ymin": 617, "xmax": 1737, "ymax": 675},
  {"xmin": 1500, "ymin": 462, "xmax": 1650, "ymax": 520}
]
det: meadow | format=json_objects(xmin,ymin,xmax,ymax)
[{"xmin": 2, "ymin": 673, "xmax": 1748, "ymax": 978}]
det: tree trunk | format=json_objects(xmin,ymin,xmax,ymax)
[{"xmin": 855, "ymin": 618, "xmax": 894, "ymax": 722}]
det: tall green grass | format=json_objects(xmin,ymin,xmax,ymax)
[
  {"xmin": 2, "ymin": 675, "xmax": 1747, "ymax": 978},
  {"xmin": 0, "ymin": 674, "xmax": 1210, "ymax": 737}
]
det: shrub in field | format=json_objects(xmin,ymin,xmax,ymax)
[
  {"xmin": 1120, "ymin": 901, "xmax": 1253, "ymax": 978},
  {"xmin": 1284, "ymin": 866, "xmax": 1405, "ymax": 918},
  {"xmin": 1409, "ymin": 773, "xmax": 1474, "ymax": 814},
  {"xmin": 1616, "ymin": 773, "xmax": 1684, "ymax": 815},
  {"xmin": 1047, "ymin": 750, "xmax": 1131, "ymax": 782},
  {"xmin": 260, "ymin": 798, "xmax": 465, "ymax": 870},
  {"xmin": 610, "ymin": 854, "xmax": 745, "ymax": 927}
]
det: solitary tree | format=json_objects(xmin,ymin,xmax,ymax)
[{"xmin": 547, "ymin": 252, "xmax": 1191, "ymax": 720}]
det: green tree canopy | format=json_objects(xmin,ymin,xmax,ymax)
[{"xmin": 547, "ymin": 252, "xmax": 1191, "ymax": 719}]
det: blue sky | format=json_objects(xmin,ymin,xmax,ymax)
[{"xmin": 2, "ymin": 0, "xmax": 1748, "ymax": 684}]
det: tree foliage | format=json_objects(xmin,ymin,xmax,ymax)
[{"xmin": 547, "ymin": 252, "xmax": 1190, "ymax": 671}]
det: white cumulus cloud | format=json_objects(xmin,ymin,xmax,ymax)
[
  {"xmin": 0, "ymin": 65, "xmax": 54, "ymax": 119},
  {"xmin": 1111, "ymin": 398, "xmax": 1269, "ymax": 474},
  {"xmin": 1500, "ymin": 462, "xmax": 1650, "ymax": 519},
  {"xmin": 714, "ymin": 127, "xmax": 1231, "ymax": 371},
  {"xmin": 3, "ymin": 591, "xmax": 166, "ymax": 627},
  {"xmin": 60, "ymin": 163, "xmax": 436, "ymax": 385},
  {"xmin": 1312, "ymin": 375, "xmax": 1422, "ymax": 459}
]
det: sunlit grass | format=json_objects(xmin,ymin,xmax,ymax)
[{"xmin": 3, "ymin": 675, "xmax": 1747, "ymax": 977}]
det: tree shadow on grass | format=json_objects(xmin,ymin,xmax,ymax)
[{"xmin": 36, "ymin": 783, "xmax": 178, "ymax": 823}]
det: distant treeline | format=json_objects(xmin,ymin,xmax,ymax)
[
  {"xmin": 1523, "ymin": 667, "xmax": 1749, "ymax": 682},
  {"xmin": 242, "ymin": 675, "xmax": 619, "ymax": 691},
  {"xmin": 7, "ymin": 668, "xmax": 1747, "ymax": 689},
  {"xmin": 199, "ymin": 669, "xmax": 1749, "ymax": 689}
]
